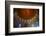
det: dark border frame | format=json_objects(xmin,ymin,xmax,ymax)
[{"xmin": 5, "ymin": 1, "xmax": 45, "ymax": 35}]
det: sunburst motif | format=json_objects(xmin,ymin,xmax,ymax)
[{"xmin": 14, "ymin": 8, "xmax": 39, "ymax": 27}]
